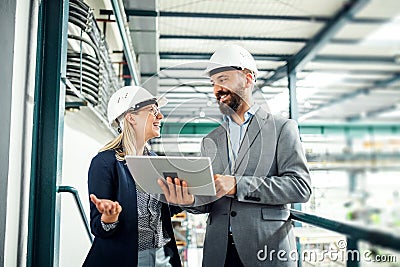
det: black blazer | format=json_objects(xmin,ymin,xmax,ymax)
[{"xmin": 83, "ymin": 149, "xmax": 182, "ymax": 267}]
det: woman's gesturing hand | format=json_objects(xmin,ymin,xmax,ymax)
[
  {"xmin": 158, "ymin": 177, "xmax": 194, "ymax": 206},
  {"xmin": 90, "ymin": 194, "xmax": 122, "ymax": 223}
]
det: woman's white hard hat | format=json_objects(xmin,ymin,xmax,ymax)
[
  {"xmin": 107, "ymin": 86, "xmax": 167, "ymax": 129},
  {"xmin": 204, "ymin": 44, "xmax": 258, "ymax": 78}
]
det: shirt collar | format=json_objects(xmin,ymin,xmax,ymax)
[{"xmin": 225, "ymin": 103, "xmax": 259, "ymax": 125}]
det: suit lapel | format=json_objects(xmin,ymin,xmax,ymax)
[
  {"xmin": 216, "ymin": 122, "xmax": 230, "ymax": 175},
  {"xmin": 234, "ymin": 108, "xmax": 270, "ymax": 173}
]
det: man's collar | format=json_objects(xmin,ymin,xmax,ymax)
[
  {"xmin": 247, "ymin": 103, "xmax": 259, "ymax": 115},
  {"xmin": 224, "ymin": 103, "xmax": 259, "ymax": 124}
]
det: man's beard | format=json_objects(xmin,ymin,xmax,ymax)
[{"xmin": 218, "ymin": 91, "xmax": 242, "ymax": 115}]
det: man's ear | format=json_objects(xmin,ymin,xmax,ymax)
[
  {"xmin": 125, "ymin": 113, "xmax": 136, "ymax": 125},
  {"xmin": 245, "ymin": 72, "xmax": 254, "ymax": 87}
]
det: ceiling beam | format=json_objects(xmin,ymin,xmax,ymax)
[
  {"xmin": 126, "ymin": 9, "xmax": 330, "ymax": 22},
  {"xmin": 125, "ymin": 9, "xmax": 386, "ymax": 24},
  {"xmin": 155, "ymin": 76, "xmax": 270, "ymax": 81},
  {"xmin": 159, "ymin": 52, "xmax": 289, "ymax": 61},
  {"xmin": 346, "ymin": 104, "xmax": 400, "ymax": 121},
  {"xmin": 314, "ymin": 55, "xmax": 396, "ymax": 64},
  {"xmin": 159, "ymin": 67, "xmax": 276, "ymax": 72},
  {"xmin": 160, "ymin": 34, "xmax": 308, "ymax": 43},
  {"xmin": 299, "ymin": 73, "xmax": 400, "ymax": 121},
  {"xmin": 158, "ymin": 53, "xmax": 396, "ymax": 64},
  {"xmin": 160, "ymin": 34, "xmax": 362, "ymax": 45},
  {"xmin": 158, "ymin": 84, "xmax": 210, "ymax": 88},
  {"xmin": 264, "ymin": 0, "xmax": 371, "ymax": 86},
  {"xmin": 150, "ymin": 73, "xmax": 392, "ymax": 83},
  {"xmin": 301, "ymin": 69, "xmax": 400, "ymax": 75}
]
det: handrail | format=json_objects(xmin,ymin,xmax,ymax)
[
  {"xmin": 290, "ymin": 209, "xmax": 400, "ymax": 251},
  {"xmin": 57, "ymin": 185, "xmax": 93, "ymax": 242},
  {"xmin": 54, "ymin": 188, "xmax": 400, "ymax": 258}
]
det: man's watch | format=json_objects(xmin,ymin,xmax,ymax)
[{"xmin": 101, "ymin": 220, "xmax": 119, "ymax": 231}]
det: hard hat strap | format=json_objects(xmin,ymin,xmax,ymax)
[
  {"xmin": 209, "ymin": 66, "xmax": 242, "ymax": 76},
  {"xmin": 115, "ymin": 117, "xmax": 123, "ymax": 133},
  {"xmin": 131, "ymin": 98, "xmax": 158, "ymax": 111}
]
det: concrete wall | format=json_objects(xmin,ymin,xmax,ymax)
[
  {"xmin": 2, "ymin": 0, "xmax": 38, "ymax": 266},
  {"xmin": 0, "ymin": 0, "xmax": 16, "ymax": 264}
]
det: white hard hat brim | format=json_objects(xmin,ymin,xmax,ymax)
[
  {"xmin": 157, "ymin": 96, "xmax": 168, "ymax": 108},
  {"xmin": 203, "ymin": 62, "xmax": 230, "ymax": 77}
]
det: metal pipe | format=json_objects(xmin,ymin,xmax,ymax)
[{"xmin": 110, "ymin": 0, "xmax": 140, "ymax": 85}]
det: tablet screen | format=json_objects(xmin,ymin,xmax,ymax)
[{"xmin": 125, "ymin": 156, "xmax": 216, "ymax": 196}]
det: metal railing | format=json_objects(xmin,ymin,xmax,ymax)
[
  {"xmin": 290, "ymin": 209, "xmax": 400, "ymax": 266},
  {"xmin": 56, "ymin": 185, "xmax": 400, "ymax": 266},
  {"xmin": 57, "ymin": 185, "xmax": 93, "ymax": 242}
]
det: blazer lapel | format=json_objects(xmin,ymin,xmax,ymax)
[
  {"xmin": 234, "ymin": 108, "xmax": 269, "ymax": 173},
  {"xmin": 216, "ymin": 122, "xmax": 230, "ymax": 175}
]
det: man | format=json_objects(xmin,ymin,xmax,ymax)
[{"xmin": 159, "ymin": 44, "xmax": 311, "ymax": 267}]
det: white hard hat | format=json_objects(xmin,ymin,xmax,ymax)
[
  {"xmin": 107, "ymin": 86, "xmax": 167, "ymax": 129},
  {"xmin": 204, "ymin": 44, "xmax": 258, "ymax": 78}
]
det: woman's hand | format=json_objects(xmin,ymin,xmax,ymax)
[
  {"xmin": 158, "ymin": 177, "xmax": 194, "ymax": 206},
  {"xmin": 90, "ymin": 194, "xmax": 122, "ymax": 223}
]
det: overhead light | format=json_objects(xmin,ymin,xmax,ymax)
[
  {"xmin": 297, "ymin": 87, "xmax": 319, "ymax": 102},
  {"xmin": 363, "ymin": 15, "xmax": 400, "ymax": 45},
  {"xmin": 298, "ymin": 73, "xmax": 348, "ymax": 87},
  {"xmin": 267, "ymin": 90, "xmax": 289, "ymax": 114}
]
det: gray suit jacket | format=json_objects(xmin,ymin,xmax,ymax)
[{"xmin": 190, "ymin": 107, "xmax": 311, "ymax": 267}]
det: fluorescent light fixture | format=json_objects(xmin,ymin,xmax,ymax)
[
  {"xmin": 296, "ymin": 87, "xmax": 319, "ymax": 102},
  {"xmin": 304, "ymin": 101, "xmax": 312, "ymax": 108},
  {"xmin": 267, "ymin": 90, "xmax": 289, "ymax": 114},
  {"xmin": 298, "ymin": 73, "xmax": 348, "ymax": 87},
  {"xmin": 363, "ymin": 15, "xmax": 400, "ymax": 45}
]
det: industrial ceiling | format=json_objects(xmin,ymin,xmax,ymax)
[{"xmin": 113, "ymin": 0, "xmax": 400, "ymax": 124}]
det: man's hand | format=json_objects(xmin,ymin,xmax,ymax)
[
  {"xmin": 90, "ymin": 194, "xmax": 122, "ymax": 223},
  {"xmin": 214, "ymin": 174, "xmax": 237, "ymax": 198},
  {"xmin": 158, "ymin": 177, "xmax": 195, "ymax": 206}
]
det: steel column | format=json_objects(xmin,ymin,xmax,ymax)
[
  {"xmin": 288, "ymin": 65, "xmax": 299, "ymax": 121},
  {"xmin": 27, "ymin": 0, "xmax": 68, "ymax": 266}
]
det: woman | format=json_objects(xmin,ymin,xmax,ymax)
[{"xmin": 83, "ymin": 86, "xmax": 181, "ymax": 267}]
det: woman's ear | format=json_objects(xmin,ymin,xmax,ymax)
[{"xmin": 125, "ymin": 113, "xmax": 136, "ymax": 125}]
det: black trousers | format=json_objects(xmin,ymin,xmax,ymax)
[{"xmin": 224, "ymin": 233, "xmax": 245, "ymax": 267}]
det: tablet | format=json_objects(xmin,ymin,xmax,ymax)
[{"xmin": 125, "ymin": 156, "xmax": 216, "ymax": 196}]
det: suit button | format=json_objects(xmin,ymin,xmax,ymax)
[
  {"xmin": 244, "ymin": 196, "xmax": 250, "ymax": 200},
  {"xmin": 254, "ymin": 197, "xmax": 261, "ymax": 201},
  {"xmin": 230, "ymin": 211, "xmax": 237, "ymax": 217}
]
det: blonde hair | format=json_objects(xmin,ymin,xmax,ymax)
[{"xmin": 100, "ymin": 113, "xmax": 149, "ymax": 161}]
